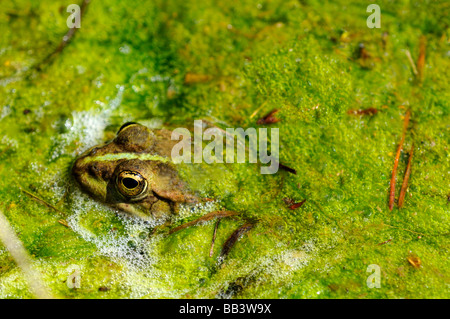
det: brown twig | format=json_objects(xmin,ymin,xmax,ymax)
[
  {"xmin": 377, "ymin": 238, "xmax": 392, "ymax": 246},
  {"xmin": 183, "ymin": 73, "xmax": 212, "ymax": 85},
  {"xmin": 209, "ymin": 219, "xmax": 221, "ymax": 257},
  {"xmin": 21, "ymin": 188, "xmax": 65, "ymax": 216},
  {"xmin": 279, "ymin": 162, "xmax": 297, "ymax": 174},
  {"xmin": 398, "ymin": 145, "xmax": 414, "ymax": 208},
  {"xmin": 168, "ymin": 210, "xmax": 238, "ymax": 235},
  {"xmin": 416, "ymin": 35, "xmax": 426, "ymax": 80},
  {"xmin": 257, "ymin": 109, "xmax": 280, "ymax": 125},
  {"xmin": 289, "ymin": 199, "xmax": 306, "ymax": 210},
  {"xmin": 382, "ymin": 222, "xmax": 425, "ymax": 236},
  {"xmin": 347, "ymin": 108, "xmax": 378, "ymax": 116},
  {"xmin": 58, "ymin": 219, "xmax": 70, "ymax": 228},
  {"xmin": 389, "ymin": 110, "xmax": 411, "ymax": 210}
]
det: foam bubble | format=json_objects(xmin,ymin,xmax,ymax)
[{"xmin": 50, "ymin": 85, "xmax": 125, "ymax": 160}]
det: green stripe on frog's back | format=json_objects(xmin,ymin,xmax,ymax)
[{"xmin": 81, "ymin": 152, "xmax": 172, "ymax": 164}]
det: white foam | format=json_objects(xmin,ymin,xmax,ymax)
[{"xmin": 50, "ymin": 85, "xmax": 125, "ymax": 160}]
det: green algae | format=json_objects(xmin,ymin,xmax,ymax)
[{"xmin": 0, "ymin": 0, "xmax": 449, "ymax": 299}]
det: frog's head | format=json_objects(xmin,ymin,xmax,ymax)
[{"xmin": 72, "ymin": 122, "xmax": 196, "ymax": 221}]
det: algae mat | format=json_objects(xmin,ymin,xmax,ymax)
[{"xmin": 0, "ymin": 0, "xmax": 449, "ymax": 298}]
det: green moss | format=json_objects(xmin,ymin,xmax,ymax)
[{"xmin": 0, "ymin": 0, "xmax": 448, "ymax": 298}]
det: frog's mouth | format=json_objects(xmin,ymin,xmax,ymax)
[{"xmin": 110, "ymin": 193, "xmax": 175, "ymax": 221}]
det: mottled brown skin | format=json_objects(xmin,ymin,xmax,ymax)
[{"xmin": 72, "ymin": 123, "xmax": 197, "ymax": 221}]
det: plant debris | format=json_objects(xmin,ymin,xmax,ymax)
[
  {"xmin": 417, "ymin": 35, "xmax": 426, "ymax": 80},
  {"xmin": 398, "ymin": 145, "xmax": 414, "ymax": 208},
  {"xmin": 347, "ymin": 108, "xmax": 378, "ymax": 116},
  {"xmin": 20, "ymin": 188, "xmax": 64, "ymax": 216},
  {"xmin": 377, "ymin": 238, "xmax": 392, "ymax": 246},
  {"xmin": 407, "ymin": 255, "xmax": 422, "ymax": 268},
  {"xmin": 168, "ymin": 210, "xmax": 238, "ymax": 235},
  {"xmin": 256, "ymin": 109, "xmax": 280, "ymax": 125},
  {"xmin": 279, "ymin": 162, "xmax": 297, "ymax": 174},
  {"xmin": 288, "ymin": 199, "xmax": 306, "ymax": 210},
  {"xmin": 219, "ymin": 223, "xmax": 254, "ymax": 261},
  {"xmin": 57, "ymin": 219, "xmax": 69, "ymax": 228},
  {"xmin": 184, "ymin": 73, "xmax": 212, "ymax": 84},
  {"xmin": 405, "ymin": 50, "xmax": 418, "ymax": 76},
  {"xmin": 209, "ymin": 219, "xmax": 221, "ymax": 257},
  {"xmin": 389, "ymin": 110, "xmax": 411, "ymax": 211}
]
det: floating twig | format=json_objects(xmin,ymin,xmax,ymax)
[
  {"xmin": 389, "ymin": 110, "xmax": 411, "ymax": 211},
  {"xmin": 20, "ymin": 188, "xmax": 64, "ymax": 216},
  {"xmin": 405, "ymin": 50, "xmax": 418, "ymax": 76},
  {"xmin": 398, "ymin": 145, "xmax": 414, "ymax": 208},
  {"xmin": 416, "ymin": 35, "xmax": 426, "ymax": 80},
  {"xmin": 184, "ymin": 73, "xmax": 212, "ymax": 84},
  {"xmin": 289, "ymin": 199, "xmax": 306, "ymax": 210},
  {"xmin": 219, "ymin": 223, "xmax": 254, "ymax": 260},
  {"xmin": 382, "ymin": 222, "xmax": 425, "ymax": 236},
  {"xmin": 58, "ymin": 219, "xmax": 70, "ymax": 228},
  {"xmin": 209, "ymin": 219, "xmax": 221, "ymax": 257},
  {"xmin": 407, "ymin": 255, "xmax": 422, "ymax": 268},
  {"xmin": 279, "ymin": 162, "xmax": 297, "ymax": 174},
  {"xmin": 257, "ymin": 109, "xmax": 280, "ymax": 125},
  {"xmin": 249, "ymin": 101, "xmax": 268, "ymax": 119},
  {"xmin": 377, "ymin": 238, "xmax": 392, "ymax": 246},
  {"xmin": 168, "ymin": 210, "xmax": 238, "ymax": 235},
  {"xmin": 347, "ymin": 108, "xmax": 378, "ymax": 116}
]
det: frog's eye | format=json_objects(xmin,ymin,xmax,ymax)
[{"xmin": 116, "ymin": 170, "xmax": 148, "ymax": 198}]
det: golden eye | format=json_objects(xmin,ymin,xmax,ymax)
[{"xmin": 116, "ymin": 170, "xmax": 147, "ymax": 199}]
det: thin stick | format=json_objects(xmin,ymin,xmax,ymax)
[
  {"xmin": 169, "ymin": 210, "xmax": 238, "ymax": 235},
  {"xmin": 58, "ymin": 219, "xmax": 70, "ymax": 228},
  {"xmin": 416, "ymin": 35, "xmax": 426, "ymax": 80},
  {"xmin": 389, "ymin": 110, "xmax": 411, "ymax": 210},
  {"xmin": 398, "ymin": 145, "xmax": 414, "ymax": 208},
  {"xmin": 21, "ymin": 188, "xmax": 64, "ymax": 216},
  {"xmin": 250, "ymin": 101, "xmax": 267, "ymax": 119},
  {"xmin": 382, "ymin": 222, "xmax": 425, "ymax": 236},
  {"xmin": 209, "ymin": 219, "xmax": 221, "ymax": 257},
  {"xmin": 405, "ymin": 50, "xmax": 418, "ymax": 75}
]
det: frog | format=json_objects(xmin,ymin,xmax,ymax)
[{"xmin": 71, "ymin": 122, "xmax": 198, "ymax": 221}]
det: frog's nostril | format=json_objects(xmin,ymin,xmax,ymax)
[
  {"xmin": 89, "ymin": 147, "xmax": 98, "ymax": 156},
  {"xmin": 89, "ymin": 164, "xmax": 101, "ymax": 176}
]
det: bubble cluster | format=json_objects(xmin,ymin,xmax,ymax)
[{"xmin": 50, "ymin": 85, "xmax": 125, "ymax": 160}]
